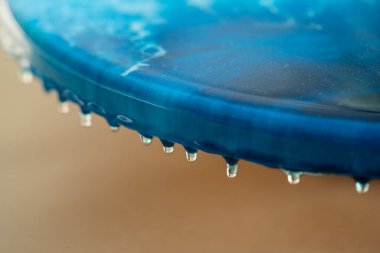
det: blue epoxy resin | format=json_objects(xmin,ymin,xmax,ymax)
[{"xmin": 1, "ymin": 0, "xmax": 380, "ymax": 181}]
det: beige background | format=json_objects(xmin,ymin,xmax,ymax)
[{"xmin": 0, "ymin": 48, "xmax": 379, "ymax": 253}]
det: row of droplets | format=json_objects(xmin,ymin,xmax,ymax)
[
  {"xmin": 19, "ymin": 67, "xmax": 371, "ymax": 194},
  {"xmin": 62, "ymin": 99, "xmax": 239, "ymax": 175}
]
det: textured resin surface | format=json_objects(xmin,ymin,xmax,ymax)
[{"xmin": 4, "ymin": 0, "xmax": 380, "ymax": 179}]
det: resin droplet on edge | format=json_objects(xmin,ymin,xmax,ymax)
[
  {"xmin": 109, "ymin": 126, "xmax": 119, "ymax": 132},
  {"xmin": 284, "ymin": 170, "xmax": 302, "ymax": 185},
  {"xmin": 160, "ymin": 140, "xmax": 174, "ymax": 154},
  {"xmin": 184, "ymin": 147, "xmax": 198, "ymax": 162},
  {"xmin": 19, "ymin": 69, "xmax": 33, "ymax": 84},
  {"xmin": 139, "ymin": 134, "xmax": 153, "ymax": 146},
  {"xmin": 59, "ymin": 102, "xmax": 70, "ymax": 114},
  {"xmin": 355, "ymin": 181, "xmax": 370, "ymax": 194},
  {"xmin": 223, "ymin": 157, "xmax": 239, "ymax": 178},
  {"xmin": 354, "ymin": 177, "xmax": 370, "ymax": 194},
  {"xmin": 80, "ymin": 113, "xmax": 92, "ymax": 127},
  {"xmin": 163, "ymin": 145, "xmax": 174, "ymax": 154},
  {"xmin": 185, "ymin": 151, "xmax": 197, "ymax": 162},
  {"xmin": 106, "ymin": 118, "xmax": 120, "ymax": 133},
  {"xmin": 226, "ymin": 163, "xmax": 238, "ymax": 178}
]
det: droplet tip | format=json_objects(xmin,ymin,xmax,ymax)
[
  {"xmin": 59, "ymin": 102, "xmax": 70, "ymax": 114},
  {"xmin": 163, "ymin": 146, "xmax": 174, "ymax": 154},
  {"xmin": 226, "ymin": 163, "xmax": 238, "ymax": 178},
  {"xmin": 139, "ymin": 135, "xmax": 152, "ymax": 146},
  {"xmin": 185, "ymin": 151, "xmax": 197, "ymax": 162},
  {"xmin": 109, "ymin": 126, "xmax": 119, "ymax": 132},
  {"xmin": 284, "ymin": 170, "xmax": 301, "ymax": 185},
  {"xmin": 80, "ymin": 113, "xmax": 92, "ymax": 127},
  {"xmin": 20, "ymin": 70, "xmax": 33, "ymax": 84},
  {"xmin": 355, "ymin": 181, "xmax": 369, "ymax": 194}
]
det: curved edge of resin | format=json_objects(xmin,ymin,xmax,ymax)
[{"xmin": 3, "ymin": 0, "xmax": 380, "ymax": 180}]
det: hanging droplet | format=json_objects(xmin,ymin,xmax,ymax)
[
  {"xmin": 80, "ymin": 113, "xmax": 92, "ymax": 127},
  {"xmin": 226, "ymin": 163, "xmax": 238, "ymax": 178},
  {"xmin": 353, "ymin": 177, "xmax": 370, "ymax": 194},
  {"xmin": 355, "ymin": 181, "xmax": 370, "ymax": 194},
  {"xmin": 19, "ymin": 69, "xmax": 33, "ymax": 84},
  {"xmin": 160, "ymin": 140, "xmax": 174, "ymax": 154},
  {"xmin": 184, "ymin": 147, "xmax": 197, "ymax": 162},
  {"xmin": 284, "ymin": 170, "xmax": 302, "ymax": 185},
  {"xmin": 109, "ymin": 126, "xmax": 119, "ymax": 132},
  {"xmin": 163, "ymin": 145, "xmax": 174, "ymax": 154},
  {"xmin": 139, "ymin": 134, "xmax": 152, "ymax": 146},
  {"xmin": 106, "ymin": 118, "xmax": 120, "ymax": 133},
  {"xmin": 185, "ymin": 151, "xmax": 197, "ymax": 162},
  {"xmin": 223, "ymin": 157, "xmax": 239, "ymax": 178},
  {"xmin": 59, "ymin": 102, "xmax": 70, "ymax": 114}
]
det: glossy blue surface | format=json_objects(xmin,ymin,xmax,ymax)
[{"xmin": 6, "ymin": 0, "xmax": 380, "ymax": 178}]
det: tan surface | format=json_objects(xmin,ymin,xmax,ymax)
[{"xmin": 0, "ymin": 49, "xmax": 379, "ymax": 253}]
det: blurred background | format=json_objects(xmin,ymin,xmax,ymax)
[{"xmin": 0, "ymin": 48, "xmax": 380, "ymax": 252}]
